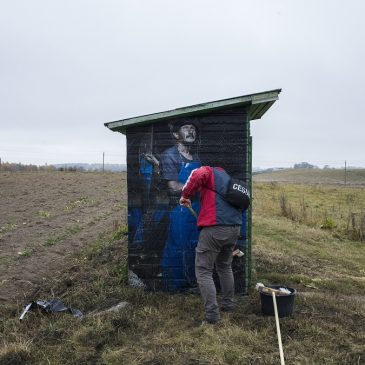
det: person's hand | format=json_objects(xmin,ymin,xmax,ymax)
[
  {"xmin": 232, "ymin": 249, "xmax": 244, "ymax": 257},
  {"xmin": 179, "ymin": 197, "xmax": 192, "ymax": 208}
]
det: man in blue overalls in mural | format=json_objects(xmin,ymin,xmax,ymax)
[{"xmin": 160, "ymin": 119, "xmax": 201, "ymax": 291}]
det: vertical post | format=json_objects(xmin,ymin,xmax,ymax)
[
  {"xmin": 247, "ymin": 134, "xmax": 252, "ymax": 289},
  {"xmin": 103, "ymin": 152, "xmax": 105, "ymax": 172},
  {"xmin": 243, "ymin": 112, "xmax": 251, "ymax": 294},
  {"xmin": 344, "ymin": 160, "xmax": 347, "ymax": 186}
]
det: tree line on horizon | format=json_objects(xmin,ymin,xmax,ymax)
[
  {"xmin": 0, "ymin": 161, "xmax": 126, "ymax": 172},
  {"xmin": 0, "ymin": 160, "xmax": 358, "ymax": 173}
]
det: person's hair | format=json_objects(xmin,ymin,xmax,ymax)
[{"xmin": 168, "ymin": 118, "xmax": 200, "ymax": 134}]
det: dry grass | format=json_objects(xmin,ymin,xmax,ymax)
[
  {"xmin": 254, "ymin": 181, "xmax": 365, "ymax": 241},
  {"xmin": 1, "ymin": 175, "xmax": 364, "ymax": 364},
  {"xmin": 254, "ymin": 168, "xmax": 365, "ymax": 186}
]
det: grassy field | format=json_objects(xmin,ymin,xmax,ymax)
[
  {"xmin": 254, "ymin": 168, "xmax": 365, "ymax": 186},
  {"xmin": 1, "ymin": 171, "xmax": 364, "ymax": 365}
]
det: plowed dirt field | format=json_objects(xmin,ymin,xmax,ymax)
[{"xmin": 0, "ymin": 171, "xmax": 127, "ymax": 303}]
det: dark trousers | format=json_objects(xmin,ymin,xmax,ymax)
[{"xmin": 195, "ymin": 225, "xmax": 240, "ymax": 322}]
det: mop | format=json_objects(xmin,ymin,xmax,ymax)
[{"xmin": 256, "ymin": 283, "xmax": 290, "ymax": 365}]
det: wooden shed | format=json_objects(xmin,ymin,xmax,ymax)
[{"xmin": 105, "ymin": 89, "xmax": 281, "ymax": 294}]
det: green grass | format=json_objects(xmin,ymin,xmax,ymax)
[
  {"xmin": 44, "ymin": 225, "xmax": 83, "ymax": 246},
  {"xmin": 1, "ymin": 182, "xmax": 364, "ymax": 365},
  {"xmin": 37, "ymin": 210, "xmax": 51, "ymax": 218},
  {"xmin": 17, "ymin": 250, "xmax": 32, "ymax": 258},
  {"xmin": 65, "ymin": 196, "xmax": 95, "ymax": 211},
  {"xmin": 0, "ymin": 222, "xmax": 18, "ymax": 234},
  {"xmin": 0, "ymin": 255, "xmax": 10, "ymax": 268},
  {"xmin": 254, "ymin": 182, "xmax": 365, "ymax": 241},
  {"xmin": 113, "ymin": 202, "xmax": 128, "ymax": 210},
  {"xmin": 254, "ymin": 168, "xmax": 365, "ymax": 186}
]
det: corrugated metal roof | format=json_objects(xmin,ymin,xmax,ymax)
[{"xmin": 105, "ymin": 89, "xmax": 281, "ymax": 134}]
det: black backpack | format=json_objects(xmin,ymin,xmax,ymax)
[
  {"xmin": 209, "ymin": 170, "xmax": 251, "ymax": 210},
  {"xmin": 223, "ymin": 177, "xmax": 250, "ymax": 210}
]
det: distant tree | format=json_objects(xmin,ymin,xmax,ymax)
[
  {"xmin": 39, "ymin": 165, "xmax": 56, "ymax": 172},
  {"xmin": 293, "ymin": 162, "xmax": 318, "ymax": 169},
  {"xmin": 0, "ymin": 161, "xmax": 42, "ymax": 172}
]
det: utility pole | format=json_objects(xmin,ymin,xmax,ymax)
[
  {"xmin": 344, "ymin": 160, "xmax": 347, "ymax": 186},
  {"xmin": 102, "ymin": 152, "xmax": 105, "ymax": 172}
]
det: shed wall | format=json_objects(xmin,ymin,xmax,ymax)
[{"xmin": 126, "ymin": 108, "xmax": 251, "ymax": 292}]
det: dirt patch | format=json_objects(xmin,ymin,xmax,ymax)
[{"xmin": 0, "ymin": 171, "xmax": 127, "ymax": 303}]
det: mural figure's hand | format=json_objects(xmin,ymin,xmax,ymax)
[
  {"xmin": 143, "ymin": 153, "xmax": 160, "ymax": 175},
  {"xmin": 179, "ymin": 197, "xmax": 192, "ymax": 208},
  {"xmin": 144, "ymin": 153, "xmax": 159, "ymax": 167}
]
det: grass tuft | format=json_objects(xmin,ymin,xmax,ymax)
[
  {"xmin": 65, "ymin": 196, "xmax": 94, "ymax": 211},
  {"xmin": 17, "ymin": 250, "xmax": 32, "ymax": 258},
  {"xmin": 44, "ymin": 224, "xmax": 82, "ymax": 246},
  {"xmin": 37, "ymin": 210, "xmax": 51, "ymax": 218},
  {"xmin": 0, "ymin": 341, "xmax": 32, "ymax": 365}
]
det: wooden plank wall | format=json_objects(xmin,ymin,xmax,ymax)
[{"xmin": 126, "ymin": 106, "xmax": 250, "ymax": 292}]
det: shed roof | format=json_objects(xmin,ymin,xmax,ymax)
[{"xmin": 105, "ymin": 89, "xmax": 281, "ymax": 134}]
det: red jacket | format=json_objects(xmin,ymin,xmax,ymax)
[{"xmin": 182, "ymin": 166, "xmax": 242, "ymax": 227}]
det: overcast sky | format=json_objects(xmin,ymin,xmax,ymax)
[{"xmin": 1, "ymin": 1, "xmax": 364, "ymax": 168}]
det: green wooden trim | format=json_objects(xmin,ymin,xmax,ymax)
[
  {"xmin": 243, "ymin": 132, "xmax": 252, "ymax": 294},
  {"xmin": 242, "ymin": 115, "xmax": 252, "ymax": 294},
  {"xmin": 248, "ymin": 134, "xmax": 253, "ymax": 290},
  {"xmin": 105, "ymin": 89, "xmax": 281, "ymax": 133}
]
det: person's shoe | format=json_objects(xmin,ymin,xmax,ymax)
[
  {"xmin": 193, "ymin": 318, "xmax": 218, "ymax": 327},
  {"xmin": 184, "ymin": 286, "xmax": 200, "ymax": 295},
  {"xmin": 221, "ymin": 306, "xmax": 235, "ymax": 312},
  {"xmin": 203, "ymin": 317, "xmax": 219, "ymax": 325}
]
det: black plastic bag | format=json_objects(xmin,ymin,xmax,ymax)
[{"xmin": 19, "ymin": 299, "xmax": 83, "ymax": 320}]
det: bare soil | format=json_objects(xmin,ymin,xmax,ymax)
[{"xmin": 0, "ymin": 171, "xmax": 127, "ymax": 303}]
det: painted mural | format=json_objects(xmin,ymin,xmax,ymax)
[{"xmin": 127, "ymin": 111, "xmax": 249, "ymax": 292}]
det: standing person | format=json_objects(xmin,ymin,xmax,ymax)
[
  {"xmin": 179, "ymin": 166, "xmax": 242, "ymax": 324},
  {"xmin": 160, "ymin": 119, "xmax": 201, "ymax": 291}
]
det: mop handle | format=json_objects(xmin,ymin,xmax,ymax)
[
  {"xmin": 185, "ymin": 205, "xmax": 198, "ymax": 219},
  {"xmin": 272, "ymin": 292, "xmax": 285, "ymax": 365}
]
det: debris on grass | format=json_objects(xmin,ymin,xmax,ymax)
[{"xmin": 19, "ymin": 299, "xmax": 83, "ymax": 321}]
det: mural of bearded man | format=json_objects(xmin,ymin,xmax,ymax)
[{"xmin": 159, "ymin": 118, "xmax": 201, "ymax": 291}]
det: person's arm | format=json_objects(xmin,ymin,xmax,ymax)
[
  {"xmin": 179, "ymin": 166, "xmax": 211, "ymax": 207},
  {"xmin": 167, "ymin": 180, "xmax": 184, "ymax": 193}
]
